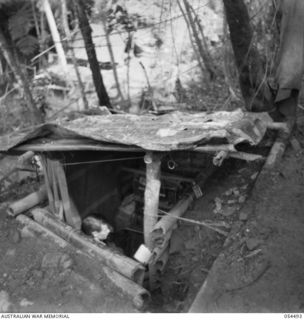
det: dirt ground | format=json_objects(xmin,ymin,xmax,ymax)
[
  {"xmin": 150, "ymin": 156, "xmax": 263, "ymax": 312},
  {"xmin": 1, "ymin": 114, "xmax": 304, "ymax": 313},
  {"xmin": 0, "ymin": 183, "xmax": 136, "ymax": 313},
  {"xmin": 190, "ymin": 113, "xmax": 304, "ymax": 312}
]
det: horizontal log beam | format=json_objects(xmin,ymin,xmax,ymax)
[
  {"xmin": 31, "ymin": 208, "xmax": 145, "ymax": 284},
  {"xmin": 7, "ymin": 186, "xmax": 47, "ymax": 217},
  {"xmin": 17, "ymin": 213, "xmax": 150, "ymax": 310}
]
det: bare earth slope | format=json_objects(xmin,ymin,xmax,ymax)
[{"xmin": 190, "ymin": 115, "xmax": 304, "ymax": 312}]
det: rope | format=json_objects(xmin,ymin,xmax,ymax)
[{"xmin": 156, "ymin": 208, "xmax": 230, "ymax": 236}]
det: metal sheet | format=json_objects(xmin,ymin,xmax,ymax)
[{"xmin": 0, "ymin": 110, "xmax": 272, "ymax": 152}]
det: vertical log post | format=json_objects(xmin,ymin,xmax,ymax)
[
  {"xmin": 143, "ymin": 152, "xmax": 162, "ymax": 290},
  {"xmin": 143, "ymin": 152, "xmax": 162, "ymax": 249}
]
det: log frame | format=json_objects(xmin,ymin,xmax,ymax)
[
  {"xmin": 17, "ymin": 213, "xmax": 149, "ymax": 310},
  {"xmin": 31, "ymin": 207, "xmax": 145, "ymax": 284},
  {"xmin": 7, "ymin": 185, "xmax": 47, "ymax": 217}
]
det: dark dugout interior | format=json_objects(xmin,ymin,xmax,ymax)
[{"xmin": 45, "ymin": 150, "xmax": 213, "ymax": 257}]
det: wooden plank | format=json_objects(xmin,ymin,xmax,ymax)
[
  {"xmin": 40, "ymin": 155, "xmax": 55, "ymax": 213},
  {"xmin": 52, "ymin": 160, "xmax": 81, "ymax": 229},
  {"xmin": 46, "ymin": 159, "xmax": 64, "ymax": 220}
]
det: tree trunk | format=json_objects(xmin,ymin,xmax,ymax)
[
  {"xmin": 0, "ymin": 30, "xmax": 42, "ymax": 124},
  {"xmin": 183, "ymin": 0, "xmax": 216, "ymax": 80},
  {"xmin": 43, "ymin": 0, "xmax": 67, "ymax": 73},
  {"xmin": 73, "ymin": 0, "xmax": 111, "ymax": 108},
  {"xmin": 61, "ymin": 0, "xmax": 89, "ymax": 110},
  {"xmin": 223, "ymin": 0, "xmax": 273, "ymax": 111},
  {"xmin": 176, "ymin": 0, "xmax": 205, "ymax": 77},
  {"xmin": 189, "ymin": 4, "xmax": 216, "ymax": 75},
  {"xmin": 39, "ymin": 7, "xmax": 48, "ymax": 68},
  {"xmin": 102, "ymin": 19, "xmax": 125, "ymax": 102}
]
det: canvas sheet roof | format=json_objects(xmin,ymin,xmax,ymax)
[{"xmin": 0, "ymin": 110, "xmax": 272, "ymax": 152}]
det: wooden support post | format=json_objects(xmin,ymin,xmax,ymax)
[
  {"xmin": 149, "ymin": 234, "xmax": 171, "ymax": 290},
  {"xmin": 154, "ymin": 244, "xmax": 169, "ymax": 283},
  {"xmin": 143, "ymin": 152, "xmax": 162, "ymax": 249},
  {"xmin": 143, "ymin": 152, "xmax": 162, "ymax": 290}
]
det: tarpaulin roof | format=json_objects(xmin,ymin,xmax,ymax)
[{"xmin": 0, "ymin": 110, "xmax": 272, "ymax": 152}]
